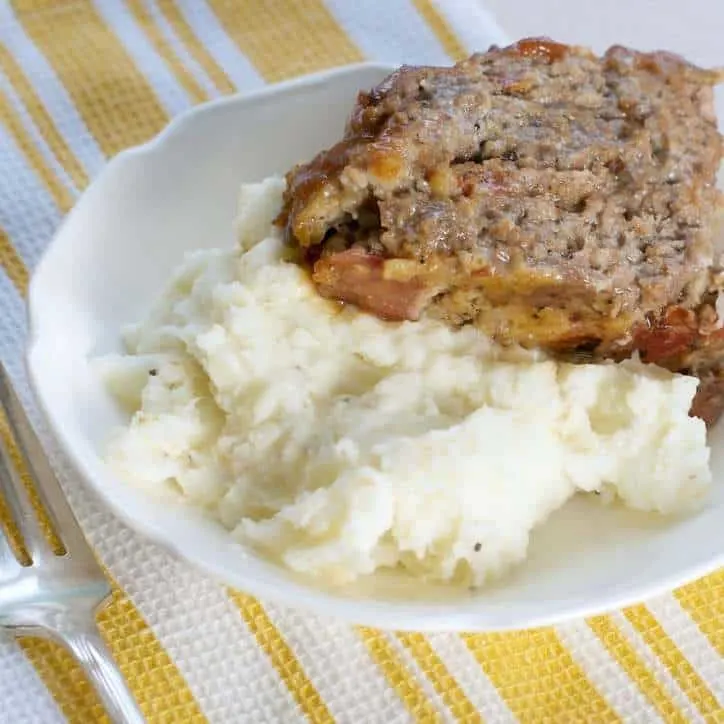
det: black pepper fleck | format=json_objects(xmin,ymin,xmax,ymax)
[
  {"xmin": 474, "ymin": 542, "xmax": 482, "ymax": 552},
  {"xmin": 149, "ymin": 368, "xmax": 158, "ymax": 376}
]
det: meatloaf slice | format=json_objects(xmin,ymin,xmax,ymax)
[{"xmin": 277, "ymin": 38, "xmax": 723, "ymax": 358}]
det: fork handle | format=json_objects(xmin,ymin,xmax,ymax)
[{"xmin": 59, "ymin": 625, "xmax": 146, "ymax": 723}]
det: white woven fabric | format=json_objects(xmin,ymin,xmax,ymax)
[{"xmin": 0, "ymin": 1, "xmax": 723, "ymax": 722}]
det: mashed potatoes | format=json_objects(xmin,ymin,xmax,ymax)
[{"xmin": 103, "ymin": 176, "xmax": 711, "ymax": 587}]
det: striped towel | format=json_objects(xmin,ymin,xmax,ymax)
[{"xmin": 0, "ymin": 1, "xmax": 723, "ymax": 721}]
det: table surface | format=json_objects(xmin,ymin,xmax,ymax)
[{"xmin": 486, "ymin": 0, "xmax": 723, "ymax": 67}]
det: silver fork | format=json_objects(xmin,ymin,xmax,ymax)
[{"xmin": 0, "ymin": 361, "xmax": 145, "ymax": 724}]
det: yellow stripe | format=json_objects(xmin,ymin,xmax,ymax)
[
  {"xmin": 19, "ymin": 638, "xmax": 110, "ymax": 724},
  {"xmin": 13, "ymin": 0, "xmax": 169, "ymax": 156},
  {"xmin": 124, "ymin": 0, "xmax": 208, "ymax": 104},
  {"xmin": 462, "ymin": 629, "xmax": 619, "ymax": 722},
  {"xmin": 0, "ymin": 491, "xmax": 27, "ymax": 563},
  {"xmin": 358, "ymin": 628, "xmax": 441, "ymax": 723},
  {"xmin": 0, "ymin": 228, "xmax": 29, "ymax": 297},
  {"xmin": 157, "ymin": 0, "xmax": 236, "ymax": 95},
  {"xmin": 204, "ymin": 0, "xmax": 363, "ymax": 82},
  {"xmin": 623, "ymin": 604, "xmax": 721, "ymax": 718},
  {"xmin": 411, "ymin": 0, "xmax": 468, "ymax": 61},
  {"xmin": 0, "ymin": 87, "xmax": 74, "ymax": 212},
  {"xmin": 227, "ymin": 590, "xmax": 334, "ymax": 723},
  {"xmin": 587, "ymin": 616, "xmax": 687, "ymax": 723},
  {"xmin": 20, "ymin": 577, "xmax": 207, "ymax": 724},
  {"xmin": 97, "ymin": 580, "xmax": 207, "ymax": 722},
  {"xmin": 396, "ymin": 633, "xmax": 480, "ymax": 723},
  {"xmin": 675, "ymin": 570, "xmax": 724, "ymax": 658},
  {"xmin": 0, "ymin": 42, "xmax": 89, "ymax": 190}
]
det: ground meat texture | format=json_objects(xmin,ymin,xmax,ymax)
[
  {"xmin": 278, "ymin": 38, "xmax": 724, "ymax": 422},
  {"xmin": 690, "ymin": 374, "xmax": 724, "ymax": 427}
]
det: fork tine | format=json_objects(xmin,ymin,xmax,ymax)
[
  {"xmin": 0, "ymin": 419, "xmax": 48, "ymax": 561},
  {"xmin": 0, "ymin": 363, "xmax": 91, "ymax": 561},
  {"xmin": 0, "ymin": 522, "xmax": 19, "ymax": 574}
]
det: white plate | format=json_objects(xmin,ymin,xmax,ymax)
[{"xmin": 26, "ymin": 63, "xmax": 724, "ymax": 632}]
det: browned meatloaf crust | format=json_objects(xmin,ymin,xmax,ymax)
[{"xmin": 277, "ymin": 38, "xmax": 724, "ymax": 423}]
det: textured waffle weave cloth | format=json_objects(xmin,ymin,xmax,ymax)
[{"xmin": 0, "ymin": 0, "xmax": 723, "ymax": 722}]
